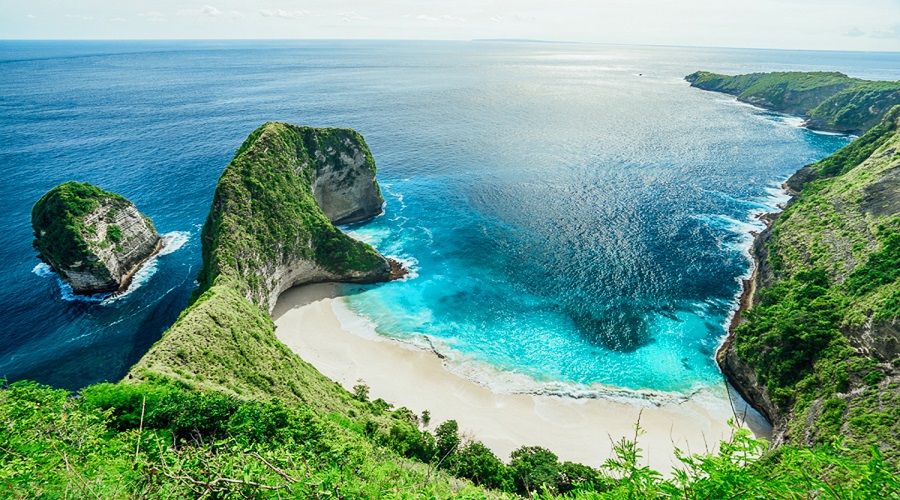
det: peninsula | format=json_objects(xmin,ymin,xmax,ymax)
[{"xmin": 685, "ymin": 71, "xmax": 900, "ymax": 134}]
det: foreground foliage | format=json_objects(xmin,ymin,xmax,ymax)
[{"xmin": 2, "ymin": 381, "xmax": 898, "ymax": 499}]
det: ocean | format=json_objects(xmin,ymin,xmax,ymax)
[{"xmin": 2, "ymin": 40, "xmax": 898, "ymax": 395}]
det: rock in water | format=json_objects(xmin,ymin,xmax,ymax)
[{"xmin": 32, "ymin": 181, "xmax": 162, "ymax": 295}]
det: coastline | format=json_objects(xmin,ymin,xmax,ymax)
[
  {"xmin": 273, "ymin": 283, "xmax": 772, "ymax": 475},
  {"xmin": 716, "ymin": 205, "xmax": 784, "ymax": 425},
  {"xmin": 115, "ymin": 237, "xmax": 165, "ymax": 295}
]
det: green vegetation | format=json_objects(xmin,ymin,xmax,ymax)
[
  {"xmin": 686, "ymin": 71, "xmax": 900, "ymax": 134},
  {"xmin": 4, "ymin": 380, "xmax": 900, "ymax": 498},
  {"xmin": 731, "ymin": 106, "xmax": 900, "ymax": 462},
  {"xmin": 31, "ymin": 181, "xmax": 128, "ymax": 271},
  {"xmin": 197, "ymin": 122, "xmax": 387, "ymax": 307},
  {"xmin": 107, "ymin": 224, "xmax": 123, "ymax": 243}
]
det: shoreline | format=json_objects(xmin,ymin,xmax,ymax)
[
  {"xmin": 273, "ymin": 283, "xmax": 772, "ymax": 475},
  {"xmin": 715, "ymin": 202, "xmax": 785, "ymax": 425},
  {"xmin": 115, "ymin": 237, "xmax": 165, "ymax": 296}
]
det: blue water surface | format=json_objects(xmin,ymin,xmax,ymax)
[{"xmin": 2, "ymin": 41, "xmax": 897, "ymax": 393}]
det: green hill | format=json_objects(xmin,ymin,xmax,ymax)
[
  {"xmin": 721, "ymin": 106, "xmax": 900, "ymax": 463},
  {"xmin": 686, "ymin": 71, "xmax": 900, "ymax": 134}
]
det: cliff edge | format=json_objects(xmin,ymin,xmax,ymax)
[
  {"xmin": 686, "ymin": 71, "xmax": 900, "ymax": 135},
  {"xmin": 198, "ymin": 122, "xmax": 394, "ymax": 312},
  {"xmin": 32, "ymin": 181, "xmax": 162, "ymax": 295},
  {"xmin": 721, "ymin": 106, "xmax": 900, "ymax": 460},
  {"xmin": 129, "ymin": 123, "xmax": 401, "ymax": 404}
]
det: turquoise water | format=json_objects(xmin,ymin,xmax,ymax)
[{"xmin": 2, "ymin": 41, "xmax": 896, "ymax": 393}]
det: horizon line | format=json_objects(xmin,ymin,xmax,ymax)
[{"xmin": 1, "ymin": 37, "xmax": 899, "ymax": 55}]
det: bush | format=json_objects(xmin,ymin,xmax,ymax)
[{"xmin": 510, "ymin": 445, "xmax": 561, "ymax": 495}]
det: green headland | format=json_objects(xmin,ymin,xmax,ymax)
[{"xmin": 686, "ymin": 71, "xmax": 900, "ymax": 135}]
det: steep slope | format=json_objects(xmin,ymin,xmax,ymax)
[
  {"xmin": 131, "ymin": 123, "xmax": 397, "ymax": 404},
  {"xmin": 685, "ymin": 71, "xmax": 900, "ymax": 135},
  {"xmin": 197, "ymin": 122, "xmax": 393, "ymax": 313},
  {"xmin": 32, "ymin": 181, "xmax": 162, "ymax": 294},
  {"xmin": 721, "ymin": 106, "xmax": 900, "ymax": 461}
]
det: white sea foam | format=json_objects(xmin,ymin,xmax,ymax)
[
  {"xmin": 157, "ymin": 230, "xmax": 190, "ymax": 256},
  {"xmin": 387, "ymin": 254, "xmax": 419, "ymax": 280},
  {"xmin": 32, "ymin": 262, "xmax": 54, "ymax": 277},
  {"xmin": 32, "ymin": 230, "xmax": 190, "ymax": 304},
  {"xmin": 713, "ymin": 181, "xmax": 792, "ymax": 354}
]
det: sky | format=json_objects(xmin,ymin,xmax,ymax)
[{"xmin": 2, "ymin": 0, "xmax": 899, "ymax": 52}]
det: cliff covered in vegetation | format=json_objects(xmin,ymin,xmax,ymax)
[
  {"xmin": 721, "ymin": 106, "xmax": 900, "ymax": 462},
  {"xmin": 196, "ymin": 122, "xmax": 394, "ymax": 312},
  {"xmin": 130, "ymin": 122, "xmax": 399, "ymax": 396},
  {"xmin": 685, "ymin": 71, "xmax": 900, "ymax": 135},
  {"xmin": 31, "ymin": 181, "xmax": 161, "ymax": 294}
]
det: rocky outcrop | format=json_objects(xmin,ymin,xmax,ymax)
[
  {"xmin": 129, "ymin": 122, "xmax": 404, "ymax": 397},
  {"xmin": 310, "ymin": 138, "xmax": 385, "ymax": 225},
  {"xmin": 198, "ymin": 122, "xmax": 398, "ymax": 312},
  {"xmin": 32, "ymin": 181, "xmax": 162, "ymax": 295}
]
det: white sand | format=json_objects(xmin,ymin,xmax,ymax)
[{"xmin": 272, "ymin": 283, "xmax": 771, "ymax": 475}]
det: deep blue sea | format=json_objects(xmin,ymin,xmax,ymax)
[{"xmin": 2, "ymin": 41, "xmax": 899, "ymax": 395}]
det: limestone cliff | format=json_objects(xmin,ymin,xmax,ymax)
[
  {"xmin": 720, "ymin": 106, "xmax": 900, "ymax": 460},
  {"xmin": 197, "ymin": 122, "xmax": 394, "ymax": 312},
  {"xmin": 130, "ymin": 122, "xmax": 400, "ymax": 398},
  {"xmin": 686, "ymin": 71, "xmax": 900, "ymax": 135},
  {"xmin": 32, "ymin": 181, "xmax": 162, "ymax": 295}
]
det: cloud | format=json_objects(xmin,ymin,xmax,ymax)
[
  {"xmin": 405, "ymin": 14, "xmax": 466, "ymax": 22},
  {"xmin": 139, "ymin": 11, "xmax": 166, "ymax": 22},
  {"xmin": 26, "ymin": 14, "xmax": 36, "ymax": 19},
  {"xmin": 259, "ymin": 9, "xmax": 311, "ymax": 20},
  {"xmin": 490, "ymin": 14, "xmax": 537, "ymax": 23},
  {"xmin": 338, "ymin": 11, "xmax": 368, "ymax": 22},
  {"xmin": 872, "ymin": 24, "xmax": 900, "ymax": 39},
  {"xmin": 65, "ymin": 14, "xmax": 94, "ymax": 21},
  {"xmin": 178, "ymin": 5, "xmax": 222, "ymax": 18},
  {"xmin": 844, "ymin": 27, "xmax": 865, "ymax": 37}
]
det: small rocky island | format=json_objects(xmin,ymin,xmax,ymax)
[{"xmin": 32, "ymin": 181, "xmax": 162, "ymax": 295}]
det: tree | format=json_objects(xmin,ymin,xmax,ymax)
[{"xmin": 509, "ymin": 446, "xmax": 560, "ymax": 495}]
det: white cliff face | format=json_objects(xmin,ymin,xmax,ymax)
[
  {"xmin": 253, "ymin": 256, "xmax": 390, "ymax": 313},
  {"xmin": 311, "ymin": 138, "xmax": 384, "ymax": 225},
  {"xmin": 60, "ymin": 201, "xmax": 162, "ymax": 294}
]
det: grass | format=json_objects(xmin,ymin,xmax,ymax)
[{"xmin": 731, "ymin": 106, "xmax": 900, "ymax": 462}]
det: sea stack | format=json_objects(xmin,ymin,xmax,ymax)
[{"xmin": 32, "ymin": 181, "xmax": 162, "ymax": 295}]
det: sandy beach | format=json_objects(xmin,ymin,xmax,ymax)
[{"xmin": 272, "ymin": 283, "xmax": 771, "ymax": 475}]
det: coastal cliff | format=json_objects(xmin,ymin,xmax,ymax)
[
  {"xmin": 721, "ymin": 106, "xmax": 900, "ymax": 459},
  {"xmin": 32, "ymin": 181, "xmax": 162, "ymax": 295},
  {"xmin": 130, "ymin": 123, "xmax": 400, "ymax": 403},
  {"xmin": 198, "ymin": 122, "xmax": 394, "ymax": 313},
  {"xmin": 685, "ymin": 71, "xmax": 900, "ymax": 135}
]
